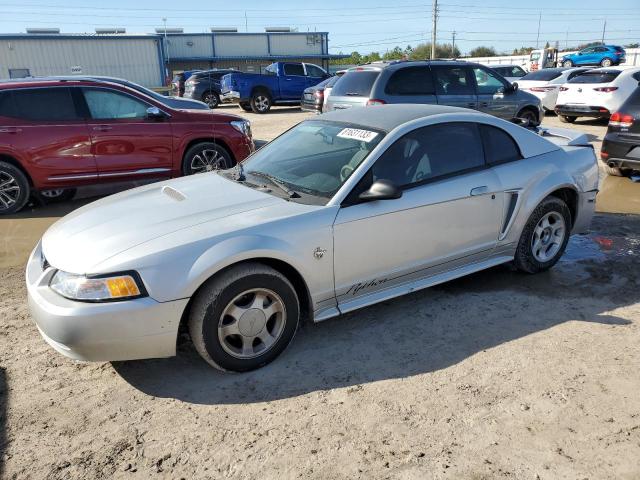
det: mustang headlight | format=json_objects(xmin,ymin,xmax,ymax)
[
  {"xmin": 49, "ymin": 270, "xmax": 146, "ymax": 302},
  {"xmin": 230, "ymin": 119, "xmax": 252, "ymax": 138}
]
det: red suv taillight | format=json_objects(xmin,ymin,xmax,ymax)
[
  {"xmin": 593, "ymin": 87, "xmax": 618, "ymax": 92},
  {"xmin": 609, "ymin": 112, "xmax": 634, "ymax": 128},
  {"xmin": 366, "ymin": 99, "xmax": 386, "ymax": 106}
]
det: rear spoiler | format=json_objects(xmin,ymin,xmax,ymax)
[{"xmin": 535, "ymin": 126, "xmax": 592, "ymax": 147}]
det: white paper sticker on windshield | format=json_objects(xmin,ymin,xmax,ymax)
[{"xmin": 337, "ymin": 128, "xmax": 379, "ymax": 143}]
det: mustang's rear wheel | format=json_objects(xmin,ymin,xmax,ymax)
[
  {"xmin": 188, "ymin": 263, "xmax": 300, "ymax": 372},
  {"xmin": 514, "ymin": 196, "xmax": 571, "ymax": 274}
]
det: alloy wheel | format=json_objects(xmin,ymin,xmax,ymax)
[
  {"xmin": 0, "ymin": 171, "xmax": 21, "ymax": 210},
  {"xmin": 531, "ymin": 211, "xmax": 566, "ymax": 262},
  {"xmin": 190, "ymin": 149, "xmax": 227, "ymax": 173},
  {"xmin": 204, "ymin": 93, "xmax": 218, "ymax": 108},
  {"xmin": 218, "ymin": 288, "xmax": 286, "ymax": 359},
  {"xmin": 40, "ymin": 189, "xmax": 65, "ymax": 199},
  {"xmin": 255, "ymin": 95, "xmax": 270, "ymax": 112}
]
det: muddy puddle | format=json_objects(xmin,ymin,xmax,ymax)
[{"xmin": 596, "ymin": 175, "xmax": 640, "ymax": 215}]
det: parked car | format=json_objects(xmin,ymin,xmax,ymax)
[
  {"xmin": 33, "ymin": 76, "xmax": 210, "ymax": 110},
  {"xmin": 0, "ymin": 79, "xmax": 254, "ymax": 214},
  {"xmin": 601, "ymin": 86, "xmax": 640, "ymax": 176},
  {"xmin": 300, "ymin": 76, "xmax": 337, "ymax": 113},
  {"xmin": 171, "ymin": 71, "xmax": 200, "ymax": 97},
  {"xmin": 322, "ymin": 69, "xmax": 346, "ymax": 110},
  {"xmin": 517, "ymin": 67, "xmax": 591, "ymax": 111},
  {"xmin": 183, "ymin": 69, "xmax": 237, "ymax": 108},
  {"xmin": 555, "ymin": 66, "xmax": 640, "ymax": 122},
  {"xmin": 485, "ymin": 64, "xmax": 527, "ymax": 83},
  {"xmin": 220, "ymin": 62, "xmax": 330, "ymax": 113},
  {"xmin": 325, "ymin": 60, "xmax": 543, "ymax": 125},
  {"xmin": 561, "ymin": 45, "xmax": 626, "ymax": 68},
  {"xmin": 27, "ymin": 104, "xmax": 598, "ymax": 372}
]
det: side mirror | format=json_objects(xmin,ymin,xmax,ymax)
[
  {"xmin": 146, "ymin": 106, "xmax": 166, "ymax": 119},
  {"xmin": 358, "ymin": 179, "xmax": 402, "ymax": 202}
]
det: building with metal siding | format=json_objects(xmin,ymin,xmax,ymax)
[
  {"xmin": 0, "ymin": 34, "xmax": 164, "ymax": 87},
  {"xmin": 0, "ymin": 31, "xmax": 345, "ymax": 87}
]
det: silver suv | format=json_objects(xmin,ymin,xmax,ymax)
[{"xmin": 325, "ymin": 60, "xmax": 543, "ymax": 124}]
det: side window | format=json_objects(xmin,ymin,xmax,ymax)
[
  {"xmin": 264, "ymin": 64, "xmax": 277, "ymax": 76},
  {"xmin": 595, "ymin": 47, "xmax": 608, "ymax": 53},
  {"xmin": 479, "ymin": 125, "xmax": 522, "ymax": 165},
  {"xmin": 472, "ymin": 67, "xmax": 507, "ymax": 95},
  {"xmin": 385, "ymin": 67, "xmax": 435, "ymax": 95},
  {"xmin": 371, "ymin": 122, "xmax": 484, "ymax": 187},
  {"xmin": 305, "ymin": 64, "xmax": 326, "ymax": 78},
  {"xmin": 83, "ymin": 88, "xmax": 149, "ymax": 120},
  {"xmin": 0, "ymin": 91, "xmax": 14, "ymax": 117},
  {"xmin": 433, "ymin": 67, "xmax": 474, "ymax": 95},
  {"xmin": 10, "ymin": 88, "xmax": 78, "ymax": 121},
  {"xmin": 632, "ymin": 71, "xmax": 640, "ymax": 81},
  {"xmin": 8, "ymin": 68, "xmax": 30, "ymax": 79},
  {"xmin": 283, "ymin": 64, "xmax": 305, "ymax": 76}
]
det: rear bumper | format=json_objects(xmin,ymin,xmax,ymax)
[
  {"xmin": 574, "ymin": 189, "xmax": 598, "ymax": 234},
  {"xmin": 555, "ymin": 105, "xmax": 610, "ymax": 118},
  {"xmin": 300, "ymin": 101, "xmax": 322, "ymax": 113},
  {"xmin": 601, "ymin": 133, "xmax": 640, "ymax": 170},
  {"xmin": 26, "ymin": 242, "xmax": 188, "ymax": 362}
]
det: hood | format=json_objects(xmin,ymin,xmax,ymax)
[{"xmin": 42, "ymin": 174, "xmax": 284, "ymax": 273}]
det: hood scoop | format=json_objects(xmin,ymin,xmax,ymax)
[{"xmin": 162, "ymin": 185, "xmax": 187, "ymax": 202}]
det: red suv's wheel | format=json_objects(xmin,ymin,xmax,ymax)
[
  {"xmin": 183, "ymin": 143, "xmax": 233, "ymax": 175},
  {"xmin": 0, "ymin": 161, "xmax": 30, "ymax": 215}
]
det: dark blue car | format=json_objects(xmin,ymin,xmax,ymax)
[{"xmin": 561, "ymin": 45, "xmax": 625, "ymax": 68}]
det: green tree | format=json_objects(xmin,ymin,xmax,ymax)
[
  {"xmin": 624, "ymin": 43, "xmax": 639, "ymax": 48},
  {"xmin": 468, "ymin": 46, "xmax": 497, "ymax": 57},
  {"xmin": 409, "ymin": 42, "xmax": 460, "ymax": 60}
]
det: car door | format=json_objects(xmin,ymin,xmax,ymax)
[
  {"xmin": 432, "ymin": 65, "xmax": 478, "ymax": 110},
  {"xmin": 471, "ymin": 66, "xmax": 519, "ymax": 119},
  {"xmin": 304, "ymin": 64, "xmax": 328, "ymax": 88},
  {"xmin": 79, "ymin": 86, "xmax": 173, "ymax": 178},
  {"xmin": 0, "ymin": 87, "xmax": 96, "ymax": 185},
  {"xmin": 577, "ymin": 47, "xmax": 595, "ymax": 65},
  {"xmin": 332, "ymin": 122, "xmax": 504, "ymax": 311},
  {"xmin": 279, "ymin": 63, "xmax": 307, "ymax": 100}
]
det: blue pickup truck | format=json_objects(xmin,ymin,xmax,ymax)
[{"xmin": 220, "ymin": 62, "xmax": 329, "ymax": 113}]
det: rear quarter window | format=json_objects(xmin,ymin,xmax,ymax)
[
  {"xmin": 479, "ymin": 124, "xmax": 522, "ymax": 165},
  {"xmin": 9, "ymin": 88, "xmax": 78, "ymax": 121},
  {"xmin": 331, "ymin": 71, "xmax": 380, "ymax": 97},
  {"xmin": 384, "ymin": 67, "xmax": 435, "ymax": 95},
  {"xmin": 0, "ymin": 91, "xmax": 14, "ymax": 117},
  {"xmin": 569, "ymin": 71, "xmax": 621, "ymax": 84},
  {"xmin": 520, "ymin": 70, "xmax": 563, "ymax": 81}
]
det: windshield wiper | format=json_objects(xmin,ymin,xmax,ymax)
[
  {"xmin": 248, "ymin": 171, "xmax": 300, "ymax": 199},
  {"xmin": 233, "ymin": 162, "xmax": 246, "ymax": 181}
]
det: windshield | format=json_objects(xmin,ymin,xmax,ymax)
[
  {"xmin": 530, "ymin": 52, "xmax": 541, "ymax": 61},
  {"xmin": 569, "ymin": 71, "xmax": 621, "ymax": 84},
  {"xmin": 239, "ymin": 120, "xmax": 384, "ymax": 203},
  {"xmin": 331, "ymin": 71, "xmax": 380, "ymax": 97}
]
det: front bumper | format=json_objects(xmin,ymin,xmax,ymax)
[
  {"xmin": 220, "ymin": 90, "xmax": 240, "ymax": 104},
  {"xmin": 555, "ymin": 104, "xmax": 610, "ymax": 118},
  {"xmin": 26, "ymin": 242, "xmax": 188, "ymax": 362}
]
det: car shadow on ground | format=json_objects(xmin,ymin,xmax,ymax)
[{"xmin": 113, "ymin": 215, "xmax": 638, "ymax": 405}]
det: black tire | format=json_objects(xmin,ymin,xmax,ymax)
[
  {"xmin": 516, "ymin": 107, "xmax": 539, "ymax": 126},
  {"xmin": 250, "ymin": 90, "xmax": 272, "ymax": 114},
  {"xmin": 182, "ymin": 142, "xmax": 233, "ymax": 175},
  {"xmin": 559, "ymin": 115, "xmax": 576, "ymax": 123},
  {"xmin": 239, "ymin": 102, "xmax": 252, "ymax": 112},
  {"xmin": 188, "ymin": 263, "xmax": 300, "ymax": 372},
  {"xmin": 514, "ymin": 196, "xmax": 572, "ymax": 274},
  {"xmin": 600, "ymin": 58, "xmax": 613, "ymax": 67},
  {"xmin": 0, "ymin": 160, "xmax": 30, "ymax": 215},
  {"xmin": 35, "ymin": 188, "xmax": 76, "ymax": 204},
  {"xmin": 202, "ymin": 91, "xmax": 220, "ymax": 109},
  {"xmin": 563, "ymin": 60, "xmax": 573, "ymax": 67}
]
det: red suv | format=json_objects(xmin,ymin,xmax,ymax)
[{"xmin": 0, "ymin": 79, "xmax": 254, "ymax": 214}]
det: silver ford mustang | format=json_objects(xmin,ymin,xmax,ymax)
[{"xmin": 26, "ymin": 105, "xmax": 598, "ymax": 372}]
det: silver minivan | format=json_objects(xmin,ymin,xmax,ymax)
[{"xmin": 325, "ymin": 60, "xmax": 543, "ymax": 124}]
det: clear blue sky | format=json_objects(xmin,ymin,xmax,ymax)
[{"xmin": 1, "ymin": 0, "xmax": 639, "ymax": 55}]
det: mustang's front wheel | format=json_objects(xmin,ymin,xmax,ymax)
[
  {"xmin": 188, "ymin": 263, "xmax": 300, "ymax": 372},
  {"xmin": 514, "ymin": 196, "xmax": 571, "ymax": 274}
]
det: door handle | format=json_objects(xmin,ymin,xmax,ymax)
[
  {"xmin": 470, "ymin": 186, "xmax": 489, "ymax": 196},
  {"xmin": 92, "ymin": 125, "xmax": 112, "ymax": 132},
  {"xmin": 0, "ymin": 127, "xmax": 22, "ymax": 134},
  {"xmin": 480, "ymin": 102, "xmax": 489, "ymax": 107}
]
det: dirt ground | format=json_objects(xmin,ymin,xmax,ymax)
[{"xmin": 1, "ymin": 107, "xmax": 640, "ymax": 479}]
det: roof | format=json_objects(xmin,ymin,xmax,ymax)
[
  {"xmin": 318, "ymin": 104, "xmax": 471, "ymax": 131},
  {"xmin": 348, "ymin": 59, "xmax": 484, "ymax": 72}
]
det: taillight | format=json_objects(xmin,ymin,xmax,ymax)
[
  {"xmin": 615, "ymin": 51, "xmax": 623, "ymax": 55},
  {"xmin": 314, "ymin": 90, "xmax": 323, "ymax": 98},
  {"xmin": 559, "ymin": 86, "xmax": 569, "ymax": 91},
  {"xmin": 601, "ymin": 151, "xmax": 609, "ymax": 159},
  {"xmin": 594, "ymin": 87, "xmax": 618, "ymax": 92},
  {"xmin": 529, "ymin": 86, "xmax": 556, "ymax": 92},
  {"xmin": 366, "ymin": 99, "xmax": 386, "ymax": 106},
  {"xmin": 609, "ymin": 112, "xmax": 634, "ymax": 128}
]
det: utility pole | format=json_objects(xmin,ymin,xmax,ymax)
[
  {"xmin": 245, "ymin": 12, "xmax": 248, "ymax": 33},
  {"xmin": 565, "ymin": 29, "xmax": 568, "ymax": 51},
  {"xmin": 536, "ymin": 11, "xmax": 541, "ymax": 48},
  {"xmin": 601, "ymin": 19, "xmax": 606, "ymax": 44},
  {"xmin": 431, "ymin": 0, "xmax": 438, "ymax": 59},
  {"xmin": 162, "ymin": 17, "xmax": 169, "ymax": 64},
  {"xmin": 452, "ymin": 30, "xmax": 456, "ymax": 58}
]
